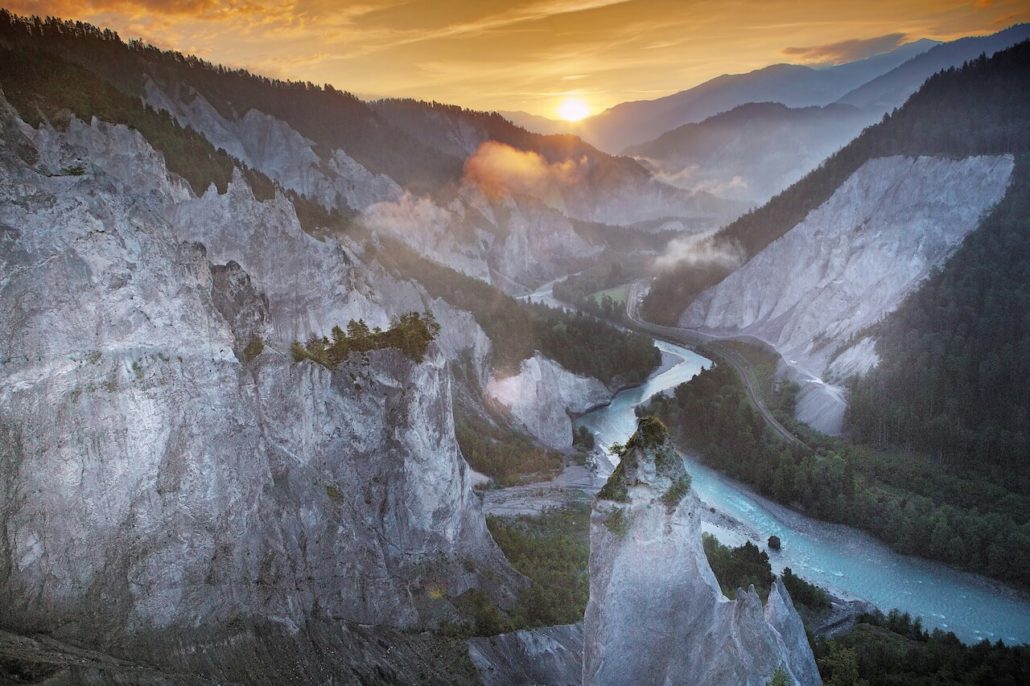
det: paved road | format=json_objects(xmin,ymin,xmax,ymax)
[{"xmin": 623, "ymin": 280, "xmax": 806, "ymax": 449}]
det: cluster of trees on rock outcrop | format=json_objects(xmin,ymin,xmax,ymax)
[{"xmin": 291, "ymin": 312, "xmax": 440, "ymax": 367}]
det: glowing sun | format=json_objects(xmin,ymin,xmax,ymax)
[{"xmin": 556, "ymin": 96, "xmax": 590, "ymax": 122}]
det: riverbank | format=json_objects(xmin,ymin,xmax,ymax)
[
  {"xmin": 481, "ymin": 459, "xmax": 876, "ymax": 640},
  {"xmin": 501, "ymin": 280, "xmax": 1030, "ymax": 643},
  {"xmin": 570, "ymin": 347, "xmax": 683, "ymax": 418}
]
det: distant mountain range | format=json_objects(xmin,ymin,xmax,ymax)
[
  {"xmin": 503, "ymin": 38, "xmax": 937, "ymax": 151},
  {"xmin": 623, "ymin": 102, "xmax": 878, "ymax": 205},
  {"xmin": 839, "ymin": 24, "xmax": 1030, "ymax": 109},
  {"xmin": 507, "ymin": 25, "xmax": 1030, "ymax": 155}
]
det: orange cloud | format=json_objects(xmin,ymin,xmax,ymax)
[
  {"xmin": 463, "ymin": 141, "xmax": 588, "ymax": 199},
  {"xmin": 5, "ymin": 1, "xmax": 1030, "ymax": 115},
  {"xmin": 4, "ymin": 1, "xmax": 227, "ymax": 18}
]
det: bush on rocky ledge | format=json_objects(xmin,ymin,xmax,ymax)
[{"xmin": 292, "ymin": 312, "xmax": 439, "ymax": 368}]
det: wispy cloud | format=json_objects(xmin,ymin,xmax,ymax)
[
  {"xmin": 463, "ymin": 140, "xmax": 589, "ymax": 200},
  {"xmin": 783, "ymin": 32, "xmax": 908, "ymax": 64},
  {"xmin": 654, "ymin": 231, "xmax": 745, "ymax": 273}
]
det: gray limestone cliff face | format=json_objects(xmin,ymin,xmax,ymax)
[
  {"xmin": 582, "ymin": 419, "xmax": 820, "ymax": 686},
  {"xmin": 0, "ymin": 104, "xmax": 519, "ymax": 675},
  {"xmin": 144, "ymin": 79, "xmax": 599, "ymax": 292},
  {"xmin": 468, "ymin": 623, "xmax": 583, "ymax": 686},
  {"xmin": 361, "ymin": 184, "xmax": 602, "ymax": 292},
  {"xmin": 681, "ymin": 154, "xmax": 1014, "ymax": 434},
  {"xmin": 485, "ymin": 353, "xmax": 610, "ymax": 450},
  {"xmin": 144, "ymin": 78, "xmax": 402, "ymax": 212}
]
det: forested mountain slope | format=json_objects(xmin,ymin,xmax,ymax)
[{"xmin": 846, "ymin": 155, "xmax": 1030, "ymax": 472}]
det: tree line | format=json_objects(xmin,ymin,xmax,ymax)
[
  {"xmin": 291, "ymin": 312, "xmax": 440, "ymax": 367},
  {"xmin": 0, "ymin": 10, "xmax": 463, "ymax": 194},
  {"xmin": 846, "ymin": 156, "xmax": 1030, "ymax": 480}
]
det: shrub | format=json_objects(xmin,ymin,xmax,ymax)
[
  {"xmin": 782, "ymin": 567, "xmax": 830, "ymax": 610},
  {"xmin": 451, "ymin": 588, "xmax": 513, "ymax": 636},
  {"xmin": 455, "ymin": 414, "xmax": 560, "ymax": 486},
  {"xmin": 325, "ymin": 484, "xmax": 343, "ymax": 503},
  {"xmin": 702, "ymin": 533, "xmax": 774, "ymax": 600},
  {"xmin": 661, "ymin": 475, "xmax": 691, "ymax": 511},
  {"xmin": 597, "ymin": 460, "xmax": 629, "ymax": 502},
  {"xmin": 243, "ymin": 336, "xmax": 264, "ymax": 362},
  {"xmin": 625, "ymin": 415, "xmax": 668, "ymax": 452},
  {"xmin": 603, "ymin": 508, "xmax": 630, "ymax": 537},
  {"xmin": 487, "ymin": 506, "xmax": 590, "ymax": 628}
]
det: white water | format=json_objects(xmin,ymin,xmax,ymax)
[{"xmin": 576, "ymin": 338, "xmax": 1030, "ymax": 645}]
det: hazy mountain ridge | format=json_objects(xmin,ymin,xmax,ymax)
[
  {"xmin": 0, "ymin": 12, "xmax": 737, "ymax": 297},
  {"xmin": 625, "ymin": 101, "xmax": 878, "ymax": 204},
  {"xmin": 838, "ymin": 24, "xmax": 1030, "ymax": 110},
  {"xmin": 645, "ymin": 39, "xmax": 1030, "ymax": 325},
  {"xmin": 511, "ymin": 27, "xmax": 1026, "ymax": 212},
  {"xmin": 511, "ymin": 38, "xmax": 938, "ymax": 152}
]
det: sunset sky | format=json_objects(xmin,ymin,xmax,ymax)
[{"xmin": 6, "ymin": 1, "xmax": 1029, "ymax": 117}]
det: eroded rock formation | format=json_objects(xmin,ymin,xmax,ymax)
[{"xmin": 583, "ymin": 418, "xmax": 820, "ymax": 686}]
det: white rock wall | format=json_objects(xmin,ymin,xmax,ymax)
[
  {"xmin": 486, "ymin": 353, "xmax": 610, "ymax": 449},
  {"xmin": 682, "ymin": 154, "xmax": 1014, "ymax": 433},
  {"xmin": 583, "ymin": 435, "xmax": 820, "ymax": 685},
  {"xmin": 0, "ymin": 108, "xmax": 518, "ymax": 651}
]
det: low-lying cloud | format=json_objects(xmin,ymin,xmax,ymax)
[
  {"xmin": 463, "ymin": 141, "xmax": 588, "ymax": 199},
  {"xmin": 361, "ymin": 192, "xmax": 451, "ymax": 237},
  {"xmin": 784, "ymin": 32, "xmax": 907, "ymax": 64},
  {"xmin": 654, "ymin": 231, "xmax": 745, "ymax": 273}
]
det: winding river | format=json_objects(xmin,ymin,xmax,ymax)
[{"xmin": 575, "ymin": 338, "xmax": 1030, "ymax": 645}]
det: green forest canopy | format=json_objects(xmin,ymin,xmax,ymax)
[{"xmin": 646, "ymin": 363, "xmax": 1030, "ymax": 588}]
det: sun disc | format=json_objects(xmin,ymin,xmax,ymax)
[{"xmin": 557, "ymin": 96, "xmax": 590, "ymax": 122}]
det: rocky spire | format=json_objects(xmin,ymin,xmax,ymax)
[{"xmin": 583, "ymin": 416, "xmax": 821, "ymax": 686}]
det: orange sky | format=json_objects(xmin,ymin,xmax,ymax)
[{"xmin": 5, "ymin": 1, "xmax": 1029, "ymax": 117}]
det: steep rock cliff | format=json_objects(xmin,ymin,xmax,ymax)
[
  {"xmin": 582, "ymin": 418, "xmax": 820, "ymax": 686},
  {"xmin": 682, "ymin": 154, "xmax": 1014, "ymax": 433},
  {"xmin": 467, "ymin": 623, "xmax": 583, "ymax": 686},
  {"xmin": 145, "ymin": 80, "xmax": 600, "ymax": 291},
  {"xmin": 485, "ymin": 353, "xmax": 610, "ymax": 450},
  {"xmin": 0, "ymin": 104, "xmax": 518, "ymax": 678},
  {"xmin": 145, "ymin": 79, "xmax": 402, "ymax": 212}
]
